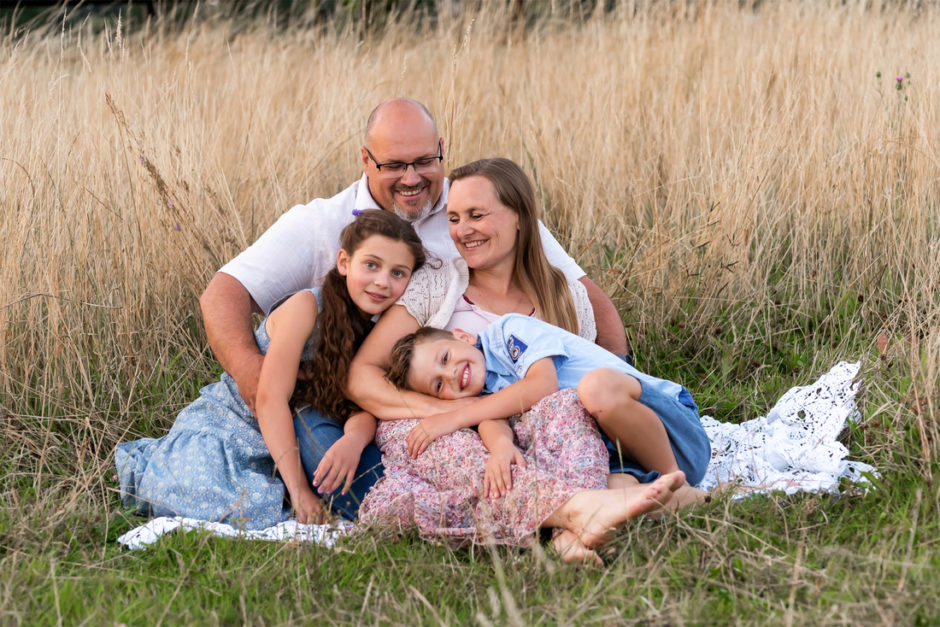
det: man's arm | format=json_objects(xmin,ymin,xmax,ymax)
[
  {"xmin": 200, "ymin": 272, "xmax": 265, "ymax": 412},
  {"xmin": 579, "ymin": 276, "xmax": 628, "ymax": 356}
]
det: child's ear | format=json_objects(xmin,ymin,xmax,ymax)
[
  {"xmin": 336, "ymin": 248, "xmax": 350, "ymax": 276},
  {"xmin": 452, "ymin": 328, "xmax": 476, "ymax": 345}
]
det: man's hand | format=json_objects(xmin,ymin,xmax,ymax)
[
  {"xmin": 406, "ymin": 413, "xmax": 459, "ymax": 458},
  {"xmin": 289, "ymin": 486, "xmax": 329, "ymax": 525},
  {"xmin": 483, "ymin": 442, "xmax": 526, "ymax": 499},
  {"xmin": 230, "ymin": 352, "xmax": 265, "ymax": 415},
  {"xmin": 313, "ymin": 435, "xmax": 365, "ymax": 495}
]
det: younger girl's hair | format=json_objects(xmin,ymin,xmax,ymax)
[
  {"xmin": 293, "ymin": 209, "xmax": 426, "ymax": 421},
  {"xmin": 449, "ymin": 158, "xmax": 579, "ymax": 334}
]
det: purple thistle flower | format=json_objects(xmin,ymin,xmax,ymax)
[{"xmin": 896, "ymin": 76, "xmax": 904, "ymax": 83}]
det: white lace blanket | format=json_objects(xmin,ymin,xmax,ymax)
[
  {"xmin": 117, "ymin": 517, "xmax": 352, "ymax": 550},
  {"xmin": 118, "ymin": 361, "xmax": 874, "ymax": 550},
  {"xmin": 697, "ymin": 361, "xmax": 875, "ymax": 494}
]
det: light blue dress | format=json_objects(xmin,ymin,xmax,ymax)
[
  {"xmin": 115, "ymin": 289, "xmax": 319, "ymax": 530},
  {"xmin": 477, "ymin": 314, "xmax": 711, "ymax": 485}
]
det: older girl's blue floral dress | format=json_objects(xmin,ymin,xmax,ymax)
[{"xmin": 115, "ymin": 290, "xmax": 319, "ymax": 530}]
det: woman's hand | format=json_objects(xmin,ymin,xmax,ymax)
[
  {"xmin": 483, "ymin": 441, "xmax": 526, "ymax": 499},
  {"xmin": 313, "ymin": 435, "xmax": 365, "ymax": 495}
]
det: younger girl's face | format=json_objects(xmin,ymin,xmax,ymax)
[{"xmin": 336, "ymin": 234, "xmax": 416, "ymax": 317}]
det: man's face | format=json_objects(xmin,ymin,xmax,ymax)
[
  {"xmin": 362, "ymin": 113, "xmax": 444, "ymax": 220},
  {"xmin": 407, "ymin": 335, "xmax": 486, "ymax": 400}
]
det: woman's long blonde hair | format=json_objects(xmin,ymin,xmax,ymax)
[{"xmin": 449, "ymin": 158, "xmax": 579, "ymax": 334}]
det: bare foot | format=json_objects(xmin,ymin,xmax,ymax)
[
  {"xmin": 671, "ymin": 484, "xmax": 708, "ymax": 509},
  {"xmin": 606, "ymin": 472, "xmax": 640, "ymax": 490},
  {"xmin": 551, "ymin": 530, "xmax": 602, "ymax": 566},
  {"xmin": 547, "ymin": 470, "xmax": 686, "ymax": 549}
]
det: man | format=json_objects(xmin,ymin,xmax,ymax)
[{"xmin": 199, "ymin": 98, "xmax": 628, "ymax": 517}]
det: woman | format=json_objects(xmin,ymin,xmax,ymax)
[
  {"xmin": 347, "ymin": 157, "xmax": 597, "ymax": 418},
  {"xmin": 347, "ymin": 158, "xmax": 705, "ymax": 560}
]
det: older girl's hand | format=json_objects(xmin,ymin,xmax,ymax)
[
  {"xmin": 313, "ymin": 435, "xmax": 364, "ymax": 495},
  {"xmin": 290, "ymin": 486, "xmax": 329, "ymax": 525}
]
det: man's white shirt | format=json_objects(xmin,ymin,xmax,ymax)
[{"xmin": 219, "ymin": 175, "xmax": 585, "ymax": 314}]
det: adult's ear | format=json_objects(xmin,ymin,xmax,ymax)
[
  {"xmin": 361, "ymin": 146, "xmax": 371, "ymax": 172},
  {"xmin": 452, "ymin": 328, "xmax": 476, "ymax": 345},
  {"xmin": 336, "ymin": 248, "xmax": 350, "ymax": 276}
]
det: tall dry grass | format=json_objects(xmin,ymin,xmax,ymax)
[{"xmin": 0, "ymin": 0, "xmax": 937, "ymax": 529}]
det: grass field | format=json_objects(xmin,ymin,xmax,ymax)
[{"xmin": 0, "ymin": 0, "xmax": 938, "ymax": 624}]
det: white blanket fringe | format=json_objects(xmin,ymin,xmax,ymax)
[
  {"xmin": 118, "ymin": 360, "xmax": 875, "ymax": 550},
  {"xmin": 118, "ymin": 517, "xmax": 351, "ymax": 550}
]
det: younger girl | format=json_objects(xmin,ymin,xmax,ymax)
[{"xmin": 116, "ymin": 210, "xmax": 426, "ymax": 529}]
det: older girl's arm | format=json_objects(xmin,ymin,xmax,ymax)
[
  {"xmin": 312, "ymin": 410, "xmax": 377, "ymax": 495},
  {"xmin": 256, "ymin": 291, "xmax": 326, "ymax": 523}
]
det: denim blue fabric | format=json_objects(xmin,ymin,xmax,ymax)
[
  {"xmin": 603, "ymin": 378, "xmax": 711, "ymax": 486},
  {"xmin": 293, "ymin": 406, "xmax": 383, "ymax": 520},
  {"xmin": 116, "ymin": 289, "xmax": 325, "ymax": 530}
]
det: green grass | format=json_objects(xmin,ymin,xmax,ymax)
[
  {"xmin": 3, "ymin": 473, "xmax": 937, "ymax": 624},
  {"xmin": 2, "ymin": 310, "xmax": 936, "ymax": 624}
]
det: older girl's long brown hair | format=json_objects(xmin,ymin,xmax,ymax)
[{"xmin": 293, "ymin": 209, "xmax": 426, "ymax": 422}]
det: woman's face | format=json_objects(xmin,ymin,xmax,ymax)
[{"xmin": 447, "ymin": 175, "xmax": 519, "ymax": 273}]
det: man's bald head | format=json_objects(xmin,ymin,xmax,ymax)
[
  {"xmin": 365, "ymin": 98, "xmax": 439, "ymax": 143},
  {"xmin": 361, "ymin": 98, "xmax": 445, "ymax": 220}
]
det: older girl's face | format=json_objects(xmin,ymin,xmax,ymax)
[
  {"xmin": 336, "ymin": 234, "xmax": 416, "ymax": 317},
  {"xmin": 447, "ymin": 176, "xmax": 519, "ymax": 273}
]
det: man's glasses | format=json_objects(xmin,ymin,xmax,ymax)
[{"xmin": 365, "ymin": 143, "xmax": 443, "ymax": 176}]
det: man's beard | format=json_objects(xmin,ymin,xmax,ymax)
[{"xmin": 393, "ymin": 199, "xmax": 433, "ymax": 222}]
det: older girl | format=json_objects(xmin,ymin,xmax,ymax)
[{"xmin": 116, "ymin": 210, "xmax": 425, "ymax": 528}]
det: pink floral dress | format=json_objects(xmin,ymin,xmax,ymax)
[{"xmin": 358, "ymin": 388, "xmax": 609, "ymax": 547}]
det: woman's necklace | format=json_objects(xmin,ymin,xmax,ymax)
[{"xmin": 465, "ymin": 283, "xmax": 533, "ymax": 316}]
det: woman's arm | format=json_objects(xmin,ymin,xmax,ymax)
[
  {"xmin": 579, "ymin": 276, "xmax": 627, "ymax": 353},
  {"xmin": 347, "ymin": 305, "xmax": 467, "ymax": 419},
  {"xmin": 255, "ymin": 291, "xmax": 325, "ymax": 523},
  {"xmin": 406, "ymin": 358, "xmax": 559, "ymax": 457}
]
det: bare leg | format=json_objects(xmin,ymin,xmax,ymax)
[
  {"xmin": 611, "ymin": 470, "xmax": 706, "ymax": 511},
  {"xmin": 607, "ymin": 472, "xmax": 639, "ymax": 490},
  {"xmin": 672, "ymin": 484, "xmax": 708, "ymax": 508},
  {"xmin": 578, "ymin": 369, "xmax": 680, "ymax": 477},
  {"xmin": 542, "ymin": 471, "xmax": 686, "ymax": 550},
  {"xmin": 612, "ymin": 470, "xmax": 707, "ymax": 510}
]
